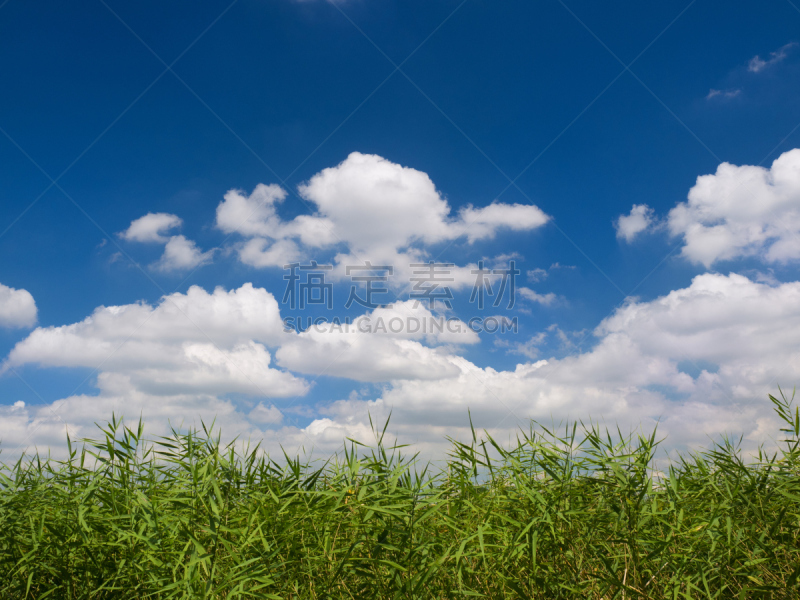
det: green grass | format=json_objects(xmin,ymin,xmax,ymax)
[{"xmin": 1, "ymin": 391, "xmax": 799, "ymax": 599}]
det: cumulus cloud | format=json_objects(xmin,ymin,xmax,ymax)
[
  {"xmin": 748, "ymin": 42, "xmax": 796, "ymax": 73},
  {"xmin": 121, "ymin": 213, "xmax": 182, "ymax": 243},
  {"xmin": 276, "ymin": 301, "xmax": 478, "ymax": 382},
  {"xmin": 456, "ymin": 203, "xmax": 550, "ymax": 243},
  {"xmin": 3, "ymin": 274, "xmax": 799, "ymax": 459},
  {"xmin": 12, "ymin": 151, "xmax": 800, "ymax": 460},
  {"xmin": 249, "ymin": 402, "xmax": 283, "ymax": 425},
  {"xmin": 0, "ymin": 284, "xmax": 319, "ymax": 457},
  {"xmin": 517, "ymin": 287, "xmax": 557, "ymax": 305},
  {"xmin": 299, "ymin": 153, "xmax": 548, "ymax": 251},
  {"xmin": 615, "ymin": 204, "xmax": 655, "ymax": 242},
  {"xmin": 216, "ymin": 152, "xmax": 549, "ymax": 269},
  {"xmin": 298, "ymin": 273, "xmax": 800, "ymax": 455},
  {"xmin": 216, "ymin": 184, "xmax": 337, "ymax": 248},
  {"xmin": 0, "ymin": 286, "xmax": 483, "ymax": 456},
  {"xmin": 153, "ymin": 235, "xmax": 215, "ymax": 272},
  {"xmin": 0, "ymin": 283, "xmax": 37, "ymax": 328},
  {"xmin": 667, "ymin": 148, "xmax": 800, "ymax": 267},
  {"xmin": 120, "ymin": 213, "xmax": 215, "ymax": 272},
  {"xmin": 0, "ymin": 388, "xmax": 301, "ymax": 459},
  {"xmin": 527, "ymin": 268, "xmax": 548, "ymax": 282},
  {"xmin": 495, "ymin": 330, "xmax": 548, "ymax": 360},
  {"xmin": 216, "ymin": 184, "xmax": 287, "ymax": 238},
  {"xmin": 239, "ymin": 238, "xmax": 303, "ymax": 269},
  {"xmin": 5, "ymin": 284, "xmax": 306, "ymax": 398}
]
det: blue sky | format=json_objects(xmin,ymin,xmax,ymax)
[{"xmin": 2, "ymin": 0, "xmax": 800, "ymax": 457}]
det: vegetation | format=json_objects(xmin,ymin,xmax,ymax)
[{"xmin": 1, "ymin": 391, "xmax": 799, "ymax": 599}]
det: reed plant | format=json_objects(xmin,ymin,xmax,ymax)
[{"xmin": 1, "ymin": 390, "xmax": 799, "ymax": 599}]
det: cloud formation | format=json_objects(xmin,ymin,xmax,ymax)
[
  {"xmin": 615, "ymin": 204, "xmax": 655, "ymax": 242},
  {"xmin": 153, "ymin": 235, "xmax": 215, "ymax": 272},
  {"xmin": 276, "ymin": 301, "xmax": 478, "ymax": 382},
  {"xmin": 300, "ymin": 273, "xmax": 800, "ymax": 454},
  {"xmin": 5, "ymin": 284, "xmax": 306, "ymax": 398},
  {"xmin": 706, "ymin": 88, "xmax": 741, "ymax": 101},
  {"xmin": 216, "ymin": 152, "xmax": 550, "ymax": 269},
  {"xmin": 7, "ymin": 152, "xmax": 800, "ymax": 460},
  {"xmin": 748, "ymin": 42, "xmax": 797, "ymax": 73},
  {"xmin": 668, "ymin": 149, "xmax": 800, "ymax": 267},
  {"xmin": 121, "ymin": 213, "xmax": 182, "ymax": 243},
  {"xmin": 4, "ymin": 272, "xmax": 798, "ymax": 459},
  {"xmin": 0, "ymin": 283, "xmax": 37, "ymax": 329},
  {"xmin": 517, "ymin": 287, "xmax": 557, "ymax": 305},
  {"xmin": 120, "ymin": 213, "xmax": 215, "ymax": 272}
]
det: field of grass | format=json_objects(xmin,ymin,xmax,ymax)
[{"xmin": 1, "ymin": 391, "xmax": 799, "ymax": 599}]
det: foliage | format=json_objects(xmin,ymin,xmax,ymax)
[{"xmin": 1, "ymin": 391, "xmax": 799, "ymax": 599}]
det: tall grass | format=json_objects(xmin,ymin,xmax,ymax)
[{"xmin": 1, "ymin": 391, "xmax": 799, "ymax": 599}]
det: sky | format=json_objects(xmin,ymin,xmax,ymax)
[{"xmin": 1, "ymin": 0, "xmax": 800, "ymax": 459}]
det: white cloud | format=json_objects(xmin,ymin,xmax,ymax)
[
  {"xmin": 209, "ymin": 154, "xmax": 552, "ymax": 313},
  {"xmin": 748, "ymin": 42, "xmax": 796, "ymax": 73},
  {"xmin": 527, "ymin": 268, "xmax": 548, "ymax": 282},
  {"xmin": 249, "ymin": 402, "xmax": 283, "ymax": 425},
  {"xmin": 496, "ymin": 330, "xmax": 548, "ymax": 360},
  {"xmin": 3, "ymin": 274, "xmax": 800, "ymax": 459},
  {"xmin": 0, "ymin": 388, "xmax": 296, "ymax": 458},
  {"xmin": 216, "ymin": 152, "xmax": 549, "ymax": 269},
  {"xmin": 0, "ymin": 283, "xmax": 37, "ymax": 329},
  {"xmin": 615, "ymin": 204, "xmax": 654, "ymax": 242},
  {"xmin": 456, "ymin": 202, "xmax": 550, "ymax": 243},
  {"xmin": 216, "ymin": 184, "xmax": 286, "ymax": 238},
  {"xmin": 517, "ymin": 287, "xmax": 557, "ymax": 305},
  {"xmin": 239, "ymin": 238, "xmax": 302, "ymax": 268},
  {"xmin": 279, "ymin": 333, "xmax": 460, "ymax": 383},
  {"xmin": 120, "ymin": 213, "xmax": 215, "ymax": 272},
  {"xmin": 276, "ymin": 301, "xmax": 478, "ymax": 382},
  {"xmin": 298, "ymin": 273, "xmax": 800, "ymax": 455},
  {"xmin": 12, "ymin": 150, "xmax": 800, "ymax": 460},
  {"xmin": 0, "ymin": 286, "xmax": 319, "ymax": 457},
  {"xmin": 215, "ymin": 184, "xmax": 338, "ymax": 247},
  {"xmin": 299, "ymin": 153, "xmax": 548, "ymax": 252},
  {"xmin": 5, "ymin": 284, "xmax": 306, "ymax": 398},
  {"xmin": 0, "ymin": 285, "xmax": 483, "ymax": 456},
  {"xmin": 706, "ymin": 88, "xmax": 741, "ymax": 100},
  {"xmin": 667, "ymin": 148, "xmax": 800, "ymax": 267},
  {"xmin": 121, "ymin": 213, "xmax": 182, "ymax": 243},
  {"xmin": 153, "ymin": 235, "xmax": 215, "ymax": 272},
  {"xmin": 596, "ymin": 273, "xmax": 800, "ymax": 369}
]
